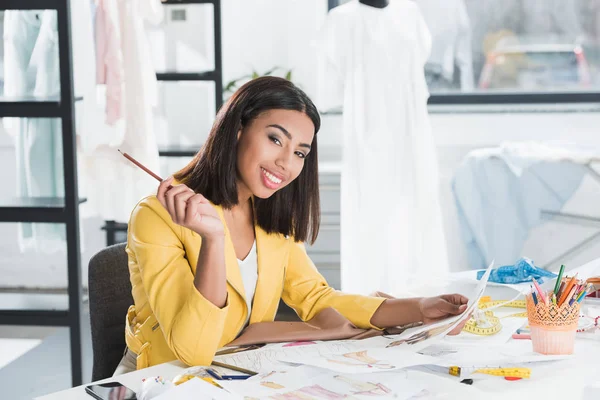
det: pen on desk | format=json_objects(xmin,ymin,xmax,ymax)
[
  {"xmin": 206, "ymin": 368, "xmax": 250, "ymax": 381},
  {"xmin": 512, "ymin": 333, "xmax": 531, "ymax": 340},
  {"xmin": 211, "ymin": 361, "xmax": 258, "ymax": 376}
]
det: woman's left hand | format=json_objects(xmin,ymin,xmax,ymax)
[{"xmin": 418, "ymin": 294, "xmax": 469, "ymax": 335}]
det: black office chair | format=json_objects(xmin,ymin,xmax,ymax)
[{"xmin": 88, "ymin": 243, "xmax": 132, "ymax": 381}]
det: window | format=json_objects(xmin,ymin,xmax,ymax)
[{"xmin": 330, "ymin": 0, "xmax": 600, "ymax": 104}]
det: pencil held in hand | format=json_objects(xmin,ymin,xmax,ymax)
[{"xmin": 118, "ymin": 149, "xmax": 164, "ymax": 182}]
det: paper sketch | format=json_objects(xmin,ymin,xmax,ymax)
[
  {"xmin": 214, "ymin": 341, "xmax": 361, "ymax": 373},
  {"xmin": 326, "ymin": 350, "xmax": 395, "ymax": 370},
  {"xmin": 220, "ymin": 367, "xmax": 422, "ymax": 400},
  {"xmin": 283, "ymin": 347, "xmax": 438, "ymax": 374}
]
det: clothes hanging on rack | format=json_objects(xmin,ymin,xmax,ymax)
[
  {"xmin": 316, "ymin": 0, "xmax": 449, "ymax": 296},
  {"xmin": 3, "ymin": 10, "xmax": 65, "ymax": 253},
  {"xmin": 3, "ymin": 0, "xmax": 97, "ymax": 253},
  {"xmin": 417, "ymin": 0, "xmax": 474, "ymax": 91},
  {"xmin": 84, "ymin": 0, "xmax": 163, "ymax": 223}
]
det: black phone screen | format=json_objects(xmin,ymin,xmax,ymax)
[{"xmin": 85, "ymin": 382, "xmax": 137, "ymax": 400}]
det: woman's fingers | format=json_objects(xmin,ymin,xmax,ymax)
[
  {"xmin": 164, "ymin": 184, "xmax": 191, "ymax": 220},
  {"xmin": 174, "ymin": 190, "xmax": 195, "ymax": 223},
  {"xmin": 156, "ymin": 176, "xmax": 174, "ymax": 207}
]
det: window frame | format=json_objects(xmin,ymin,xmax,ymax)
[{"xmin": 327, "ymin": 0, "xmax": 600, "ymax": 106}]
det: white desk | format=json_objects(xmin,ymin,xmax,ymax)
[{"xmin": 38, "ymin": 277, "xmax": 600, "ymax": 400}]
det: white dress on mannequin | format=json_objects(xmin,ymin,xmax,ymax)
[{"xmin": 317, "ymin": 0, "xmax": 449, "ymax": 296}]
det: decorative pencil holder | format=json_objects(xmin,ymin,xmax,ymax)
[{"xmin": 526, "ymin": 294, "xmax": 580, "ymax": 355}]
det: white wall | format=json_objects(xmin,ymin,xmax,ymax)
[{"xmin": 2, "ymin": 0, "xmax": 600, "ymax": 288}]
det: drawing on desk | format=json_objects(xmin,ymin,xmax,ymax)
[
  {"xmin": 386, "ymin": 324, "xmax": 449, "ymax": 348},
  {"xmin": 215, "ymin": 341, "xmax": 360, "ymax": 372},
  {"xmin": 327, "ymin": 350, "xmax": 394, "ymax": 370},
  {"xmin": 268, "ymin": 377, "xmax": 393, "ymax": 399},
  {"xmin": 271, "ymin": 384, "xmax": 346, "ymax": 399},
  {"xmin": 333, "ymin": 375, "xmax": 392, "ymax": 395},
  {"xmin": 262, "ymin": 381, "xmax": 286, "ymax": 389}
]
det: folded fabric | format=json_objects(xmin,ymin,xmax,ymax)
[{"xmin": 476, "ymin": 257, "xmax": 557, "ymax": 284}]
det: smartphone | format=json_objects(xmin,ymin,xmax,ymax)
[{"xmin": 85, "ymin": 382, "xmax": 137, "ymax": 400}]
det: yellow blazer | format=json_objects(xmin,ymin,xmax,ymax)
[{"xmin": 124, "ymin": 195, "xmax": 385, "ymax": 369}]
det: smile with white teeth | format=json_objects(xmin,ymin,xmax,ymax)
[{"xmin": 261, "ymin": 168, "xmax": 282, "ymax": 184}]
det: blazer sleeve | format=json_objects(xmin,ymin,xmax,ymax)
[
  {"xmin": 281, "ymin": 240, "xmax": 386, "ymax": 329},
  {"xmin": 127, "ymin": 198, "xmax": 229, "ymax": 366}
]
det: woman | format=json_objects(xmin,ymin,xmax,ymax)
[{"xmin": 116, "ymin": 77, "xmax": 468, "ymax": 375}]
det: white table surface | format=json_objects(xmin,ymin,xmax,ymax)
[{"xmin": 37, "ymin": 273, "xmax": 600, "ymax": 400}]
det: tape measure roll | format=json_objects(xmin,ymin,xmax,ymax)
[{"xmin": 462, "ymin": 298, "xmax": 527, "ymax": 336}]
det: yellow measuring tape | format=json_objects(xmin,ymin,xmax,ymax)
[
  {"xmin": 462, "ymin": 297, "xmax": 527, "ymax": 336},
  {"xmin": 449, "ymin": 366, "xmax": 531, "ymax": 378}
]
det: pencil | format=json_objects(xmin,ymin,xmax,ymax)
[
  {"xmin": 558, "ymin": 275, "xmax": 578, "ymax": 307},
  {"xmin": 211, "ymin": 361, "xmax": 258, "ymax": 376},
  {"xmin": 118, "ymin": 149, "xmax": 164, "ymax": 182},
  {"xmin": 554, "ymin": 264, "xmax": 565, "ymax": 295}
]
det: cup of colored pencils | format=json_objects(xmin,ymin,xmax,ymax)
[{"xmin": 526, "ymin": 267, "xmax": 590, "ymax": 355}]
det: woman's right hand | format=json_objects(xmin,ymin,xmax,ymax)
[{"xmin": 157, "ymin": 176, "xmax": 225, "ymax": 240}]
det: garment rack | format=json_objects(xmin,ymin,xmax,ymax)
[{"xmin": 0, "ymin": 0, "xmax": 84, "ymax": 386}]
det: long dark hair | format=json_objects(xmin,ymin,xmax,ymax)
[{"xmin": 174, "ymin": 76, "xmax": 321, "ymax": 244}]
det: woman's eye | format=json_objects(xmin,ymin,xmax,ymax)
[
  {"xmin": 269, "ymin": 136, "xmax": 281, "ymax": 146},
  {"xmin": 295, "ymin": 151, "xmax": 306, "ymax": 159}
]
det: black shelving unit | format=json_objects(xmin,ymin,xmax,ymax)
[
  {"xmin": 103, "ymin": 0, "xmax": 223, "ymax": 245},
  {"xmin": 0, "ymin": 0, "xmax": 84, "ymax": 387}
]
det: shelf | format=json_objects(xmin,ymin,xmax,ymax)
[
  {"xmin": 0, "ymin": 292, "xmax": 70, "ymax": 326},
  {"xmin": 159, "ymin": 146, "xmax": 199, "ymax": 157},
  {"xmin": 0, "ymin": 197, "xmax": 86, "ymax": 223},
  {"xmin": 0, "ymin": 0, "xmax": 60, "ymax": 10},
  {"xmin": 156, "ymin": 71, "xmax": 218, "ymax": 81},
  {"xmin": 101, "ymin": 222, "xmax": 128, "ymax": 231},
  {"xmin": 161, "ymin": 0, "xmax": 216, "ymax": 5},
  {"xmin": 0, "ymin": 97, "xmax": 62, "ymax": 118}
]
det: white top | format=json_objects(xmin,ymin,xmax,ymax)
[{"xmin": 237, "ymin": 240, "xmax": 258, "ymax": 326}]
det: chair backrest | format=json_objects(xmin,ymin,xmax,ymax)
[{"xmin": 88, "ymin": 243, "xmax": 132, "ymax": 381}]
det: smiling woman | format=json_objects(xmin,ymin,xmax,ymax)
[{"xmin": 118, "ymin": 76, "xmax": 470, "ymax": 375}]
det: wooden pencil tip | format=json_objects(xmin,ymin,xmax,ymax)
[{"xmin": 117, "ymin": 149, "xmax": 123, "ymax": 154}]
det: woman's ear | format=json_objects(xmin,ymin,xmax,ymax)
[{"xmin": 237, "ymin": 129, "xmax": 242, "ymax": 141}]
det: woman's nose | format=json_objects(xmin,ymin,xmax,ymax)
[{"xmin": 275, "ymin": 150, "xmax": 293, "ymax": 170}]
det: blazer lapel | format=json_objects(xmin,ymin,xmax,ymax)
[{"xmin": 250, "ymin": 225, "xmax": 289, "ymax": 324}]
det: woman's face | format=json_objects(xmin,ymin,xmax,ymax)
[{"xmin": 236, "ymin": 109, "xmax": 315, "ymax": 199}]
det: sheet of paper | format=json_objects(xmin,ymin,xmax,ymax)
[
  {"xmin": 153, "ymin": 377, "xmax": 241, "ymax": 400},
  {"xmin": 219, "ymin": 366, "xmax": 427, "ymax": 399},
  {"xmin": 430, "ymin": 340, "xmax": 571, "ymax": 367},
  {"xmin": 213, "ymin": 340, "xmax": 363, "ymax": 373},
  {"xmin": 282, "ymin": 346, "xmax": 440, "ymax": 374},
  {"xmin": 377, "ymin": 261, "xmax": 496, "ymax": 353}
]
